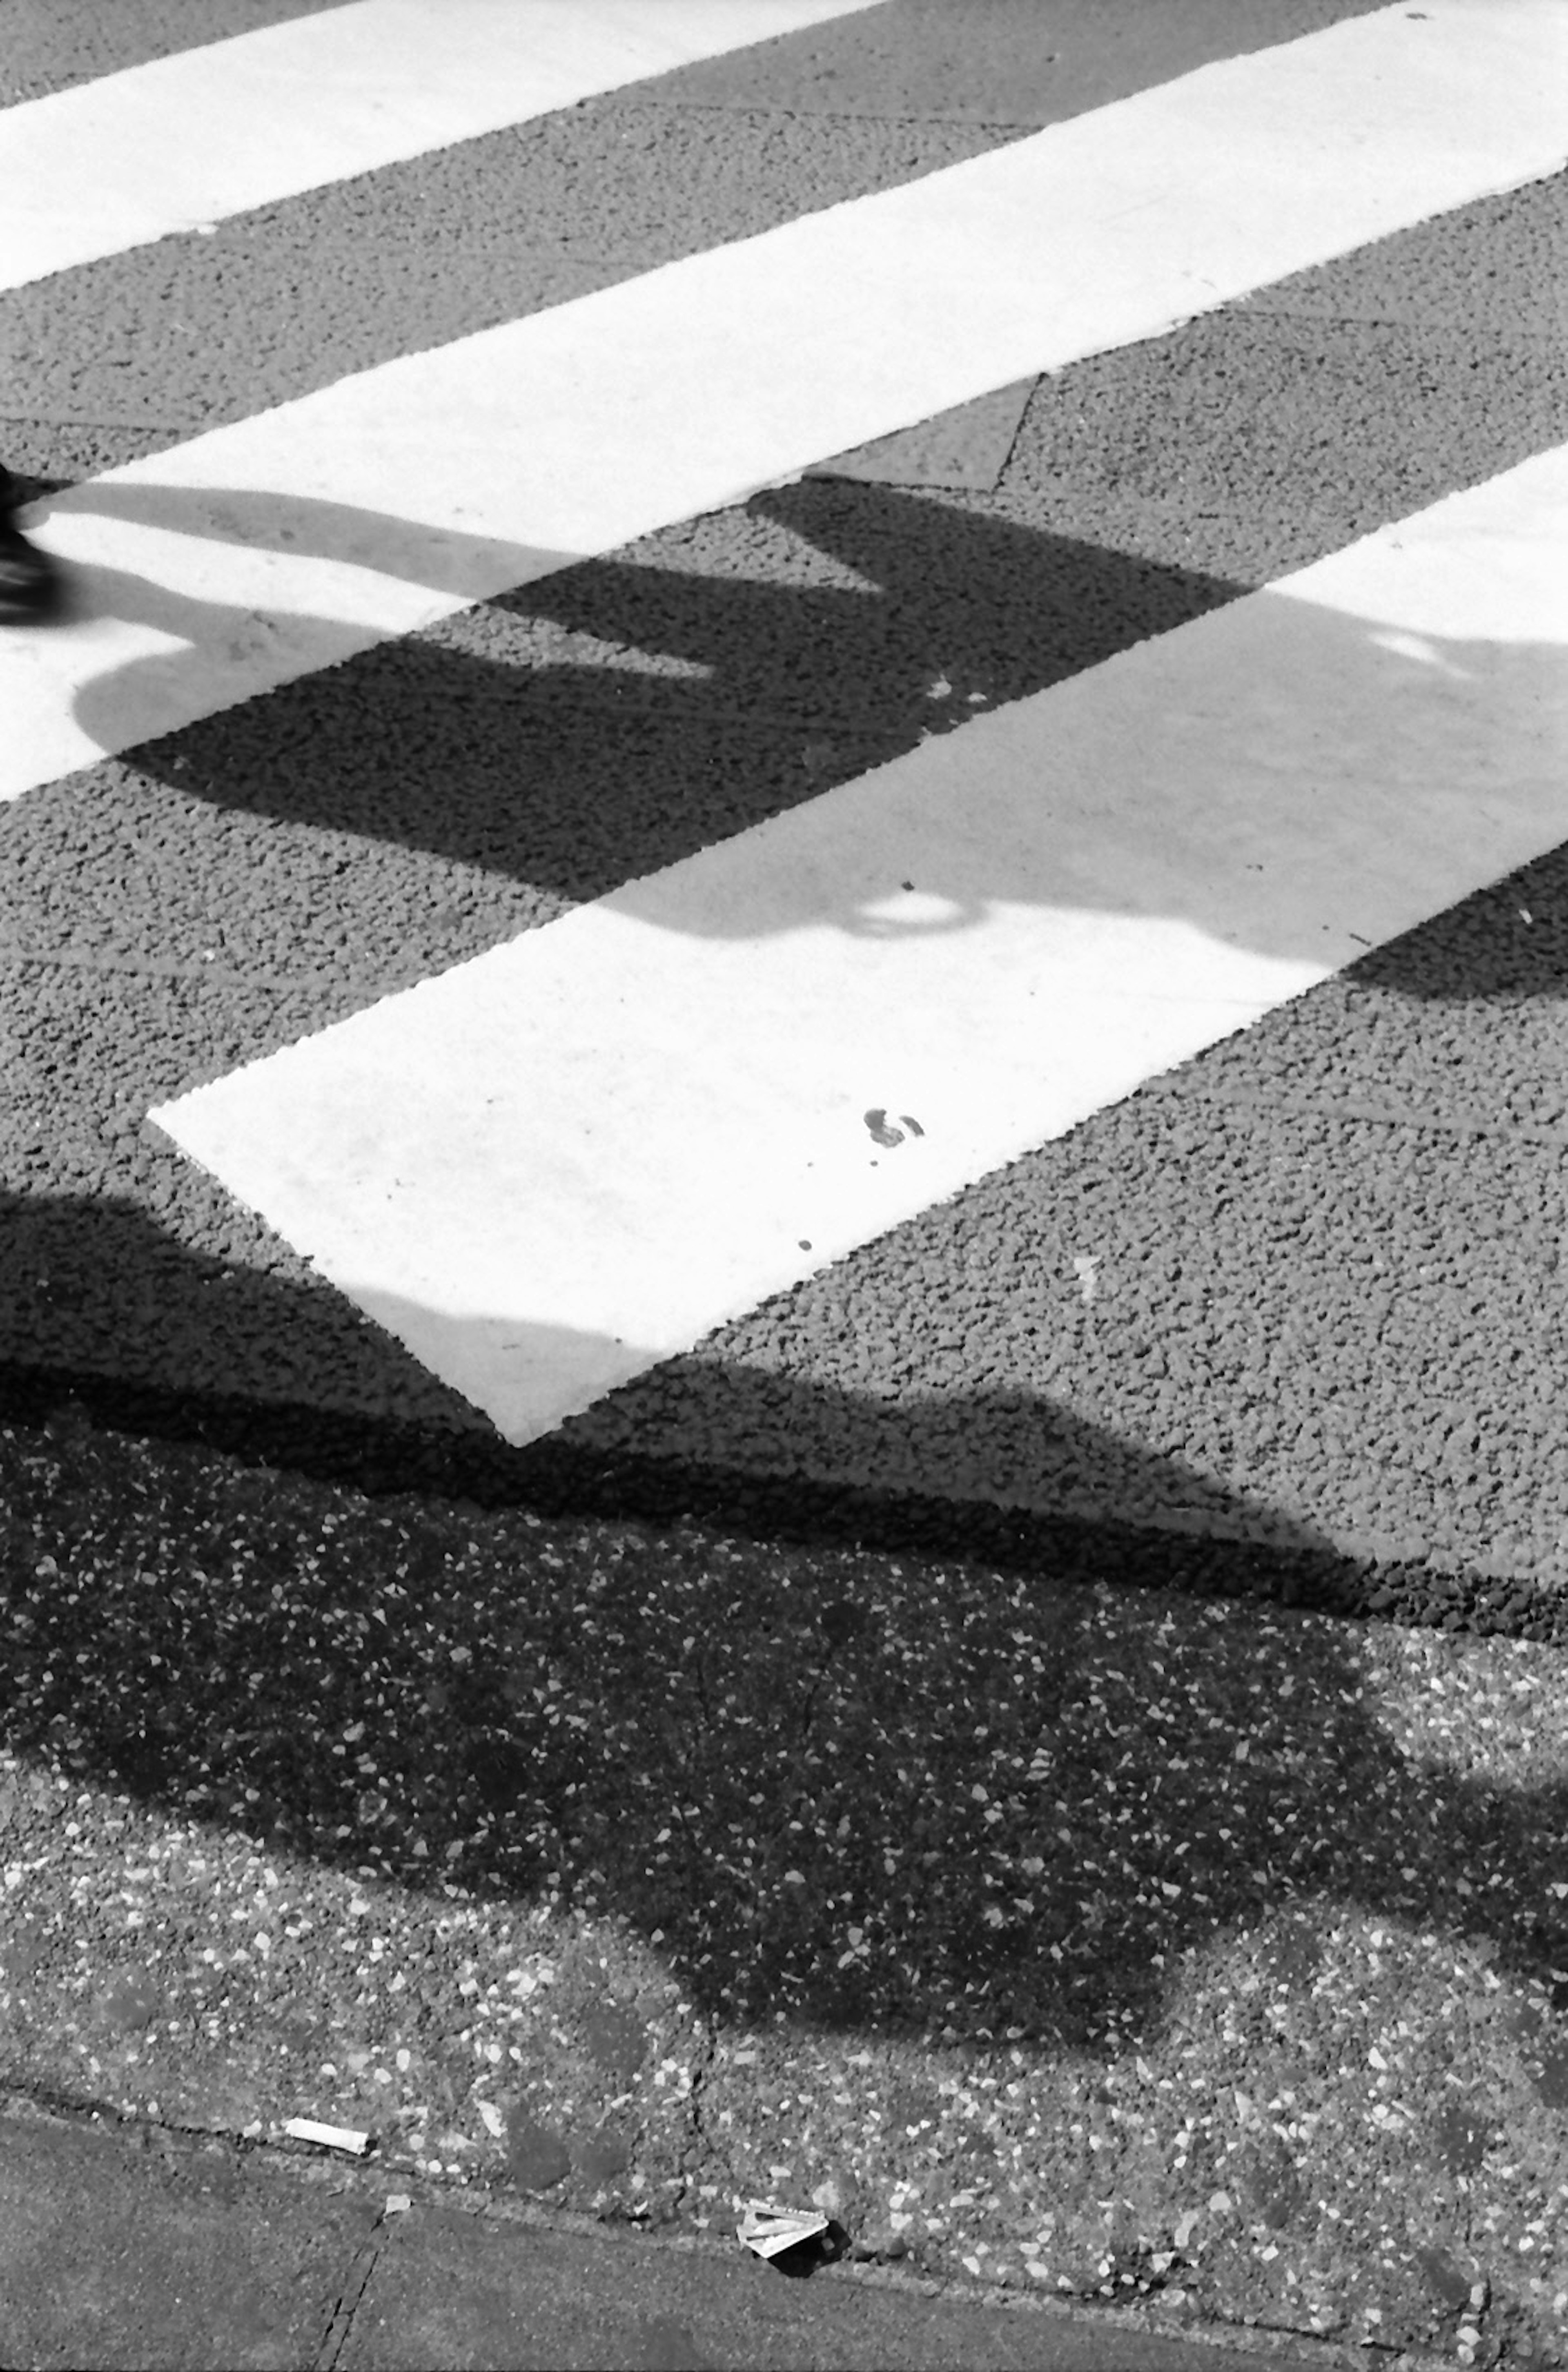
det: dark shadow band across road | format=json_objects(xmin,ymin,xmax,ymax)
[{"xmin": 2, "ymin": 1184, "xmax": 1566, "ymax": 2063}]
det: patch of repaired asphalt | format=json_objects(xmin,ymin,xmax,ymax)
[{"xmin": 2, "ymin": 1416, "xmax": 1565, "ymax": 2361}]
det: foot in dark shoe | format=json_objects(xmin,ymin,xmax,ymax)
[{"xmin": 0, "ymin": 511, "xmax": 61, "ymax": 622}]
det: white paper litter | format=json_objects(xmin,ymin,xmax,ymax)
[
  {"xmin": 282, "ymin": 2117, "xmax": 372, "ymax": 2155},
  {"xmin": 737, "ymin": 2200, "xmax": 831, "ymax": 2260}
]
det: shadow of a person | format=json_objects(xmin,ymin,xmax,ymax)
[
  {"xmin": 33, "ymin": 470, "xmax": 1565, "ymax": 999},
  {"xmin": 1, "ymin": 1209, "xmax": 1564, "ymax": 2074}
]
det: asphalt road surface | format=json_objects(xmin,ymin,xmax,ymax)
[
  {"xmin": 3, "ymin": 0, "xmax": 1566, "ymax": 1614},
  {"xmin": 2, "ymin": 3, "xmax": 1567, "ymax": 2366}
]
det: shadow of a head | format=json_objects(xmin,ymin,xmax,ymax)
[{"xmin": 41, "ymin": 471, "xmax": 1565, "ymax": 1007}]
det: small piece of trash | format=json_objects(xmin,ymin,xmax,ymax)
[
  {"xmin": 863, "ymin": 1108, "xmax": 924, "ymax": 1149},
  {"xmin": 282, "ymin": 2118, "xmax": 371, "ymax": 2156},
  {"xmin": 1071, "ymin": 1253, "xmax": 1099, "ymax": 1305},
  {"xmin": 477, "ymin": 2100, "xmax": 506, "ymax": 2139},
  {"xmin": 737, "ymin": 2200, "xmax": 830, "ymax": 2261},
  {"xmin": 384, "ymin": 2193, "xmax": 412, "ymax": 2215}
]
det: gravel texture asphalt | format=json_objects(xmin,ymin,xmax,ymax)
[
  {"xmin": 4, "ymin": 1413, "xmax": 1566, "ymax": 2361},
  {"xmin": 3, "ymin": 1, "xmax": 1568, "ymax": 2365}
]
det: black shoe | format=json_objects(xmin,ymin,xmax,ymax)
[
  {"xmin": 0, "ymin": 474, "xmax": 60, "ymax": 621},
  {"xmin": 0, "ymin": 516, "xmax": 60, "ymax": 620}
]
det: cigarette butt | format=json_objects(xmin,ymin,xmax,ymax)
[{"xmin": 283, "ymin": 2118, "xmax": 372, "ymax": 2155}]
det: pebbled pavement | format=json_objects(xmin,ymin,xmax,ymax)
[{"xmin": 0, "ymin": 2107, "xmax": 1353, "ymax": 2372}]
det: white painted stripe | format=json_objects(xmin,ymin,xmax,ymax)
[
  {"xmin": 0, "ymin": 0, "xmax": 873, "ymax": 291},
  {"xmin": 7, "ymin": 0, "xmax": 1563, "ymax": 811},
  {"xmin": 152, "ymin": 446, "xmax": 1568, "ymax": 1445}
]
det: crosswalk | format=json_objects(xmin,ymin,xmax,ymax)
[
  {"xmin": 5, "ymin": 1, "xmax": 1568, "ymax": 1574},
  {"xmin": 6, "ymin": 0, "xmax": 1563, "ymax": 804},
  {"xmin": 152, "ymin": 448, "xmax": 1568, "ymax": 1443},
  {"xmin": 0, "ymin": 1, "xmax": 878, "ymax": 290}
]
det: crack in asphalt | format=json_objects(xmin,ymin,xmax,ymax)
[
  {"xmin": 311, "ymin": 2211, "xmax": 388, "ymax": 2372},
  {"xmin": 4, "ymin": 943, "xmax": 322, "ymax": 993},
  {"xmin": 674, "ymin": 2007, "xmax": 724, "ymax": 2220}
]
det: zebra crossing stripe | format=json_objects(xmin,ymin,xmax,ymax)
[
  {"xmin": 0, "ymin": 0, "xmax": 876, "ymax": 292},
  {"xmin": 151, "ymin": 445, "xmax": 1568, "ymax": 1445},
  {"xmin": 7, "ymin": 0, "xmax": 1564, "ymax": 812}
]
